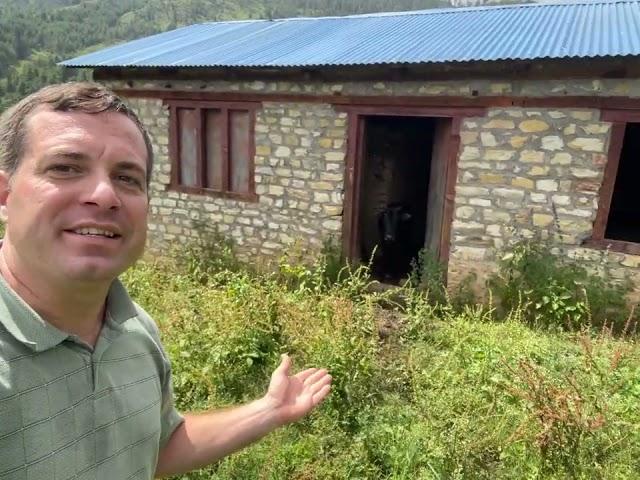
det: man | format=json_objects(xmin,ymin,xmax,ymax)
[{"xmin": 0, "ymin": 82, "xmax": 332, "ymax": 479}]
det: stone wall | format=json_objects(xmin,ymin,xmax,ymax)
[
  {"xmin": 449, "ymin": 105, "xmax": 640, "ymax": 295},
  {"xmin": 449, "ymin": 108, "xmax": 610, "ymax": 287},
  {"xmin": 111, "ymin": 77, "xmax": 640, "ymax": 290},
  {"xmin": 110, "ymin": 77, "xmax": 640, "ymax": 98},
  {"xmin": 124, "ymin": 95, "xmax": 346, "ymax": 261}
]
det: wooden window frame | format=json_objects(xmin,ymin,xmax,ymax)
[
  {"xmin": 585, "ymin": 109, "xmax": 640, "ymax": 256},
  {"xmin": 167, "ymin": 100, "xmax": 259, "ymax": 202}
]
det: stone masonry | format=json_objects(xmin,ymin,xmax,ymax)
[
  {"xmin": 123, "ymin": 95, "xmax": 346, "ymax": 262},
  {"xmin": 449, "ymin": 108, "xmax": 626, "ymax": 288},
  {"xmin": 109, "ymin": 77, "xmax": 640, "ymax": 292}
]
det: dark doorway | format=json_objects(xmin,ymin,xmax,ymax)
[
  {"xmin": 357, "ymin": 116, "xmax": 438, "ymax": 282},
  {"xmin": 606, "ymin": 122, "xmax": 640, "ymax": 242}
]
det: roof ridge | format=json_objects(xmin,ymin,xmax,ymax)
[
  {"xmin": 342, "ymin": 0, "xmax": 638, "ymax": 18},
  {"xmin": 199, "ymin": 0, "xmax": 638, "ymax": 25}
]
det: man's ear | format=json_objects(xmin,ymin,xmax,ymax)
[{"xmin": 0, "ymin": 170, "xmax": 10, "ymax": 223}]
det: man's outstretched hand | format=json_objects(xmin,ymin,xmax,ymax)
[
  {"xmin": 156, "ymin": 354, "xmax": 332, "ymax": 477},
  {"xmin": 263, "ymin": 354, "xmax": 332, "ymax": 426}
]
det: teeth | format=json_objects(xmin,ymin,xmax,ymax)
[{"xmin": 74, "ymin": 228, "xmax": 116, "ymax": 238}]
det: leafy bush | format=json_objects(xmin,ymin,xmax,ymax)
[
  {"xmin": 276, "ymin": 238, "xmax": 373, "ymax": 300},
  {"xmin": 488, "ymin": 240, "xmax": 634, "ymax": 332},
  {"xmin": 175, "ymin": 226, "xmax": 244, "ymax": 283},
  {"xmin": 407, "ymin": 248, "xmax": 448, "ymax": 304},
  {"xmin": 407, "ymin": 248, "xmax": 477, "ymax": 313}
]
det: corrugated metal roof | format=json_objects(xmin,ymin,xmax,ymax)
[{"xmin": 61, "ymin": 0, "xmax": 640, "ymax": 68}]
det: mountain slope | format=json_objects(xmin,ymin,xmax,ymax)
[{"xmin": 0, "ymin": 0, "xmax": 523, "ymax": 110}]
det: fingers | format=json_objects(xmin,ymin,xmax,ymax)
[
  {"xmin": 276, "ymin": 357, "xmax": 332, "ymax": 397},
  {"xmin": 307, "ymin": 372, "xmax": 331, "ymax": 396},
  {"xmin": 302, "ymin": 368, "xmax": 330, "ymax": 387},
  {"xmin": 294, "ymin": 367, "xmax": 319, "ymax": 383},
  {"xmin": 312, "ymin": 384, "xmax": 332, "ymax": 406}
]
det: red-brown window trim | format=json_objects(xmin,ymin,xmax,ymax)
[
  {"xmin": 586, "ymin": 110, "xmax": 640, "ymax": 255},
  {"xmin": 167, "ymin": 99, "xmax": 260, "ymax": 202}
]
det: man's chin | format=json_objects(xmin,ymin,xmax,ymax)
[{"xmin": 62, "ymin": 260, "xmax": 128, "ymax": 283}]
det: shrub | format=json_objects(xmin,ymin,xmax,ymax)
[
  {"xmin": 488, "ymin": 240, "xmax": 633, "ymax": 332},
  {"xmin": 276, "ymin": 239, "xmax": 373, "ymax": 301},
  {"xmin": 407, "ymin": 248, "xmax": 447, "ymax": 304},
  {"xmin": 407, "ymin": 248, "xmax": 477, "ymax": 313},
  {"xmin": 175, "ymin": 228, "xmax": 244, "ymax": 283}
]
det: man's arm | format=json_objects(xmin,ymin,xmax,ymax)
[{"xmin": 155, "ymin": 354, "xmax": 331, "ymax": 478}]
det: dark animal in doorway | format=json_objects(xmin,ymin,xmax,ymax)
[{"xmin": 376, "ymin": 203, "xmax": 415, "ymax": 281}]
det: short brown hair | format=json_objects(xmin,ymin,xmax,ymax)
[{"xmin": 0, "ymin": 82, "xmax": 154, "ymax": 183}]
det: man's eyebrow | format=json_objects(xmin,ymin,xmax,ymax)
[{"xmin": 47, "ymin": 151, "xmax": 91, "ymax": 161}]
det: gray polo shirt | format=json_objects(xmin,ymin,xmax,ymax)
[{"xmin": 0, "ymin": 277, "xmax": 184, "ymax": 480}]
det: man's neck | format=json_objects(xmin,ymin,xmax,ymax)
[{"xmin": 0, "ymin": 247, "xmax": 110, "ymax": 347}]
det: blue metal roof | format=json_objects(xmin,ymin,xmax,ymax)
[{"xmin": 61, "ymin": 0, "xmax": 640, "ymax": 68}]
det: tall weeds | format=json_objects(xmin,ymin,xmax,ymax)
[{"xmin": 121, "ymin": 237, "xmax": 640, "ymax": 479}]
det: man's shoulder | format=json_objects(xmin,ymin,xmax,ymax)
[
  {"xmin": 123, "ymin": 301, "xmax": 162, "ymax": 341},
  {"xmin": 0, "ymin": 313, "xmax": 35, "ymax": 364},
  {"xmin": 131, "ymin": 302, "xmax": 158, "ymax": 331},
  {"xmin": 0, "ymin": 322, "xmax": 31, "ymax": 370}
]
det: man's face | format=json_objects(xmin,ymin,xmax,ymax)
[{"xmin": 0, "ymin": 109, "xmax": 149, "ymax": 284}]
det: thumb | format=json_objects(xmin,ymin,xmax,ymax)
[{"xmin": 272, "ymin": 353, "xmax": 292, "ymax": 378}]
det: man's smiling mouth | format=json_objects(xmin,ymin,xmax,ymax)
[{"xmin": 67, "ymin": 227, "xmax": 121, "ymax": 238}]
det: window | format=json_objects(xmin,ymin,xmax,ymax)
[
  {"xmin": 168, "ymin": 101, "xmax": 258, "ymax": 200},
  {"xmin": 590, "ymin": 110, "xmax": 640, "ymax": 254}
]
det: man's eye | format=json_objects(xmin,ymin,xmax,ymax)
[
  {"xmin": 118, "ymin": 175, "xmax": 144, "ymax": 189},
  {"xmin": 49, "ymin": 164, "xmax": 79, "ymax": 174}
]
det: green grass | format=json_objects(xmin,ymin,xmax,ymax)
[{"xmin": 122, "ymin": 246, "xmax": 640, "ymax": 480}]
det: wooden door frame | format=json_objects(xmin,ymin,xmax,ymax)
[
  {"xmin": 340, "ymin": 105, "xmax": 486, "ymax": 271},
  {"xmin": 583, "ymin": 109, "xmax": 640, "ymax": 255}
]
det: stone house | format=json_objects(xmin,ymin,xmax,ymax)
[{"xmin": 62, "ymin": 0, "xmax": 640, "ymax": 290}]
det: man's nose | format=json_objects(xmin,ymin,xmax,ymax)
[{"xmin": 81, "ymin": 175, "xmax": 122, "ymax": 210}]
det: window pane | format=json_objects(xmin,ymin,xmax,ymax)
[
  {"xmin": 205, "ymin": 109, "xmax": 224, "ymax": 190},
  {"xmin": 229, "ymin": 110, "xmax": 251, "ymax": 194},
  {"xmin": 178, "ymin": 108, "xmax": 198, "ymax": 187}
]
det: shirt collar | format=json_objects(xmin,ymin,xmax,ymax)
[{"xmin": 0, "ymin": 276, "xmax": 138, "ymax": 353}]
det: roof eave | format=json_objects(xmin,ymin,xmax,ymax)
[{"xmin": 86, "ymin": 56, "xmax": 640, "ymax": 83}]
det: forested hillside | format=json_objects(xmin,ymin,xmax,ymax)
[{"xmin": 0, "ymin": 0, "xmax": 515, "ymax": 110}]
